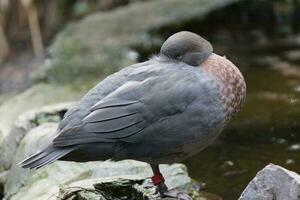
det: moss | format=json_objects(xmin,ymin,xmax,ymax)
[
  {"xmin": 94, "ymin": 179, "xmax": 145, "ymax": 200},
  {"xmin": 0, "ymin": 183, "xmax": 3, "ymax": 200},
  {"xmin": 30, "ymin": 109, "xmax": 67, "ymax": 127},
  {"xmin": 72, "ymin": 190, "xmax": 104, "ymax": 200}
]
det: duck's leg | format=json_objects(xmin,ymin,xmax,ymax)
[{"xmin": 150, "ymin": 164, "xmax": 192, "ymax": 200}]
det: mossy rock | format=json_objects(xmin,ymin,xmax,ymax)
[
  {"xmin": 0, "ymin": 84, "xmax": 83, "ymax": 172},
  {"xmin": 34, "ymin": 0, "xmax": 238, "ymax": 84}
]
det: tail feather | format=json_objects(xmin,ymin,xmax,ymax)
[{"xmin": 18, "ymin": 146, "xmax": 73, "ymax": 169}]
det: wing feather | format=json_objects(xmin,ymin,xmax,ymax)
[
  {"xmin": 53, "ymin": 100, "xmax": 147, "ymax": 147},
  {"xmin": 84, "ymin": 103, "xmax": 138, "ymax": 123},
  {"xmin": 91, "ymin": 99, "xmax": 138, "ymax": 111},
  {"xmin": 84, "ymin": 114, "xmax": 141, "ymax": 133}
]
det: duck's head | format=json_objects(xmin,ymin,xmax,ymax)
[{"xmin": 160, "ymin": 31, "xmax": 213, "ymax": 66}]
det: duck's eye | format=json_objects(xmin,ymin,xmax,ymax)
[{"xmin": 176, "ymin": 55, "xmax": 182, "ymax": 60}]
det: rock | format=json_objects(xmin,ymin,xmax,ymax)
[
  {"xmin": 34, "ymin": 0, "xmax": 239, "ymax": 84},
  {"xmin": 284, "ymin": 50, "xmax": 300, "ymax": 63},
  {"xmin": 239, "ymin": 163, "xmax": 300, "ymax": 200},
  {"xmin": 4, "ymin": 123, "xmax": 201, "ymax": 200},
  {"xmin": 5, "ymin": 123, "xmax": 59, "ymax": 200},
  {"xmin": 271, "ymin": 59, "xmax": 300, "ymax": 78},
  {"xmin": 0, "ymin": 100, "xmax": 76, "ymax": 173},
  {"xmin": 57, "ymin": 176, "xmax": 216, "ymax": 200},
  {"xmin": 0, "ymin": 171, "xmax": 7, "ymax": 199}
]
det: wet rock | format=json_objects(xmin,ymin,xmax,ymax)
[
  {"xmin": 271, "ymin": 59, "xmax": 300, "ymax": 78},
  {"xmin": 295, "ymin": 85, "xmax": 300, "ymax": 93},
  {"xmin": 285, "ymin": 159, "xmax": 296, "ymax": 165},
  {"xmin": 287, "ymin": 143, "xmax": 300, "ymax": 151},
  {"xmin": 239, "ymin": 164, "xmax": 300, "ymax": 200},
  {"xmin": 284, "ymin": 50, "xmax": 300, "ymax": 63},
  {"xmin": 275, "ymin": 138, "xmax": 287, "ymax": 145}
]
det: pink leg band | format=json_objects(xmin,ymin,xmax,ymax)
[{"xmin": 151, "ymin": 172, "xmax": 165, "ymax": 185}]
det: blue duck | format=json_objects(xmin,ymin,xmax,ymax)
[{"xmin": 19, "ymin": 31, "xmax": 246, "ymax": 199}]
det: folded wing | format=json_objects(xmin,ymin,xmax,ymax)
[
  {"xmin": 53, "ymin": 80, "xmax": 151, "ymax": 147},
  {"xmin": 53, "ymin": 67, "xmax": 200, "ymax": 148}
]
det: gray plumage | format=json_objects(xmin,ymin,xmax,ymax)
[{"xmin": 19, "ymin": 31, "xmax": 243, "ymax": 170}]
